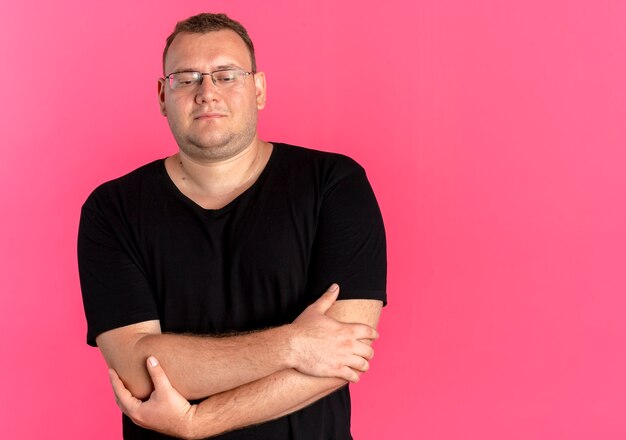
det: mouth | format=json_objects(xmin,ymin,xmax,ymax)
[{"xmin": 194, "ymin": 112, "xmax": 226, "ymax": 120}]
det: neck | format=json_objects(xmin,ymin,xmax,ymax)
[{"xmin": 165, "ymin": 139, "xmax": 272, "ymax": 208}]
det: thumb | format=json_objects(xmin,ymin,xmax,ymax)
[
  {"xmin": 311, "ymin": 283, "xmax": 340, "ymax": 313},
  {"xmin": 145, "ymin": 356, "xmax": 172, "ymax": 391}
]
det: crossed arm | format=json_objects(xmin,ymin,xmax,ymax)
[{"xmin": 98, "ymin": 285, "xmax": 382, "ymax": 438}]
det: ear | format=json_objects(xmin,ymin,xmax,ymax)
[
  {"xmin": 253, "ymin": 72, "xmax": 267, "ymax": 110},
  {"xmin": 157, "ymin": 78, "xmax": 167, "ymax": 116}
]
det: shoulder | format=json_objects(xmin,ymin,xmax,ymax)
[
  {"xmin": 271, "ymin": 143, "xmax": 366, "ymax": 189},
  {"xmin": 82, "ymin": 159, "xmax": 164, "ymax": 212},
  {"xmin": 273, "ymin": 143, "xmax": 363, "ymax": 170}
]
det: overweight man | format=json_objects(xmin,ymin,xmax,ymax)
[{"xmin": 78, "ymin": 12, "xmax": 386, "ymax": 440}]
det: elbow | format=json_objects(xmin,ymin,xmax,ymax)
[
  {"xmin": 123, "ymin": 373, "xmax": 154, "ymax": 401},
  {"xmin": 96, "ymin": 323, "xmax": 162, "ymax": 401},
  {"xmin": 114, "ymin": 364, "xmax": 154, "ymax": 401},
  {"xmin": 116, "ymin": 336, "xmax": 157, "ymax": 400},
  {"xmin": 130, "ymin": 336, "xmax": 202, "ymax": 401}
]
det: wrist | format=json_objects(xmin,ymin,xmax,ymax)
[
  {"xmin": 279, "ymin": 323, "xmax": 298, "ymax": 370},
  {"xmin": 182, "ymin": 404, "xmax": 199, "ymax": 440}
]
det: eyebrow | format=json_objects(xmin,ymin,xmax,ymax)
[
  {"xmin": 168, "ymin": 64, "xmax": 245, "ymax": 75},
  {"xmin": 214, "ymin": 64, "xmax": 243, "ymax": 70}
]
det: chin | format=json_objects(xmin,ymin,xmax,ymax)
[{"xmin": 181, "ymin": 137, "xmax": 245, "ymax": 161}]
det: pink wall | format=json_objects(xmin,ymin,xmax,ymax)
[{"xmin": 1, "ymin": 0, "xmax": 625, "ymax": 438}]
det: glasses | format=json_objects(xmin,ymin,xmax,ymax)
[{"xmin": 164, "ymin": 69, "xmax": 254, "ymax": 90}]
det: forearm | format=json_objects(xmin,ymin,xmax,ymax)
[
  {"xmin": 100, "ymin": 287, "xmax": 378, "ymax": 401},
  {"xmin": 189, "ymin": 299, "xmax": 382, "ymax": 438},
  {"xmin": 109, "ymin": 299, "xmax": 383, "ymax": 439},
  {"xmin": 100, "ymin": 324, "xmax": 294, "ymax": 401},
  {"xmin": 188, "ymin": 369, "xmax": 348, "ymax": 438}
]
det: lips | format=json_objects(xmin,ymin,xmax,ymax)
[{"xmin": 194, "ymin": 112, "xmax": 226, "ymax": 120}]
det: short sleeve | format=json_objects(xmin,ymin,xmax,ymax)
[
  {"xmin": 305, "ymin": 159, "xmax": 387, "ymax": 304},
  {"xmin": 78, "ymin": 189, "xmax": 159, "ymax": 346}
]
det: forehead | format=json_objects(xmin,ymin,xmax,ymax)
[{"xmin": 165, "ymin": 29, "xmax": 252, "ymax": 72}]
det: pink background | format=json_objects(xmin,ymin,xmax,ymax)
[{"xmin": 1, "ymin": 0, "xmax": 625, "ymax": 438}]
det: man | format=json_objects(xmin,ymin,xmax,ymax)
[{"xmin": 78, "ymin": 12, "xmax": 386, "ymax": 439}]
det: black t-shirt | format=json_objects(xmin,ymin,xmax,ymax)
[{"xmin": 78, "ymin": 143, "xmax": 387, "ymax": 439}]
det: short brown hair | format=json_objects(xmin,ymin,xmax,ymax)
[{"xmin": 163, "ymin": 13, "xmax": 256, "ymax": 73}]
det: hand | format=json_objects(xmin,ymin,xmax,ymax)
[
  {"xmin": 109, "ymin": 356, "xmax": 197, "ymax": 439},
  {"xmin": 289, "ymin": 284, "xmax": 379, "ymax": 383}
]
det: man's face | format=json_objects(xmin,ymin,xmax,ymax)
[{"xmin": 159, "ymin": 30, "xmax": 266, "ymax": 161}]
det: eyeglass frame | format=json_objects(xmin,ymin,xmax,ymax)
[{"xmin": 162, "ymin": 68, "xmax": 256, "ymax": 90}]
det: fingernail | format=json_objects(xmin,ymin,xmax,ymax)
[
  {"xmin": 148, "ymin": 356, "xmax": 158, "ymax": 367},
  {"xmin": 329, "ymin": 283, "xmax": 339, "ymax": 292}
]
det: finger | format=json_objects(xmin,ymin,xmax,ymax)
[
  {"xmin": 145, "ymin": 356, "xmax": 173, "ymax": 391},
  {"xmin": 345, "ymin": 354, "xmax": 370, "ymax": 373},
  {"xmin": 351, "ymin": 323, "xmax": 379, "ymax": 341},
  {"xmin": 310, "ymin": 284, "xmax": 340, "ymax": 313},
  {"xmin": 338, "ymin": 366, "xmax": 360, "ymax": 383},
  {"xmin": 352, "ymin": 342, "xmax": 375, "ymax": 360},
  {"xmin": 109, "ymin": 368, "xmax": 141, "ymax": 413}
]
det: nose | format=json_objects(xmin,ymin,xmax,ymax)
[{"xmin": 195, "ymin": 75, "xmax": 220, "ymax": 104}]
